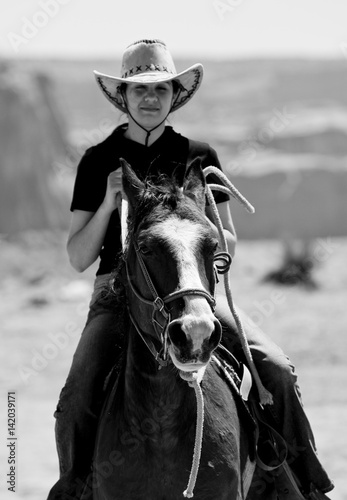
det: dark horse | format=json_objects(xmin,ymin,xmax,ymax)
[{"xmin": 92, "ymin": 159, "xmax": 256, "ymax": 500}]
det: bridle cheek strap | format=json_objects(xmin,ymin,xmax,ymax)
[{"xmin": 128, "ymin": 308, "xmax": 170, "ymax": 368}]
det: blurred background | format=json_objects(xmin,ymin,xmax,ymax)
[{"xmin": 0, "ymin": 0, "xmax": 346, "ymax": 498}]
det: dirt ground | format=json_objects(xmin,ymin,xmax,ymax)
[{"xmin": 0, "ymin": 231, "xmax": 346, "ymax": 499}]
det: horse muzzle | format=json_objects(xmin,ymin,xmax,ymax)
[{"xmin": 167, "ymin": 316, "xmax": 222, "ymax": 371}]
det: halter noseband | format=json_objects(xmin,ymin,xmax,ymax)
[{"xmin": 125, "ymin": 240, "xmax": 223, "ymax": 368}]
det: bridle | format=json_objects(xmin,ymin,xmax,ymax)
[{"xmin": 125, "ymin": 239, "xmax": 232, "ymax": 368}]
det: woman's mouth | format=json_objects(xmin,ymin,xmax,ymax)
[{"xmin": 140, "ymin": 107, "xmax": 159, "ymax": 112}]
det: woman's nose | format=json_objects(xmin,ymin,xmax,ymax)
[{"xmin": 144, "ymin": 90, "xmax": 158, "ymax": 101}]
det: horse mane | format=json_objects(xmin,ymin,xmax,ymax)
[{"xmin": 107, "ymin": 253, "xmax": 129, "ymax": 342}]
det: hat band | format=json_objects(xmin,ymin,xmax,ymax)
[{"xmin": 122, "ymin": 63, "xmax": 175, "ymax": 78}]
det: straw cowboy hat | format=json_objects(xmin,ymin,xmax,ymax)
[{"xmin": 94, "ymin": 39, "xmax": 203, "ymax": 113}]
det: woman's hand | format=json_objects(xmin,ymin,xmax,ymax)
[
  {"xmin": 102, "ymin": 168, "xmax": 124, "ymax": 213},
  {"xmin": 67, "ymin": 166, "xmax": 126, "ymax": 272}
]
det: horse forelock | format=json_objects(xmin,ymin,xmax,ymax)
[{"xmin": 128, "ymin": 175, "xmax": 205, "ymax": 237}]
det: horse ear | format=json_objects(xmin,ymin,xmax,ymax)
[
  {"xmin": 120, "ymin": 158, "xmax": 144, "ymax": 209},
  {"xmin": 183, "ymin": 157, "xmax": 206, "ymax": 210}
]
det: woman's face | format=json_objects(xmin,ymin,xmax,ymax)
[{"xmin": 125, "ymin": 81, "xmax": 175, "ymax": 129}]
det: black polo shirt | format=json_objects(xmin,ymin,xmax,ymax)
[{"xmin": 70, "ymin": 124, "xmax": 229, "ymax": 275}]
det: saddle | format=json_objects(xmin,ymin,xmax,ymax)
[{"xmin": 213, "ymin": 344, "xmax": 310, "ymax": 500}]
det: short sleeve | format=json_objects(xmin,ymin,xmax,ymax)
[{"xmin": 70, "ymin": 146, "xmax": 108, "ymax": 212}]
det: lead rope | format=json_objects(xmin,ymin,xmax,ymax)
[
  {"xmin": 183, "ymin": 374, "xmax": 204, "ymax": 498},
  {"xmin": 203, "ymin": 166, "xmax": 273, "ymax": 407}
]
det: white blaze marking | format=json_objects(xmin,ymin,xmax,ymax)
[
  {"xmin": 151, "ymin": 217, "xmax": 215, "ymax": 350},
  {"xmin": 151, "ymin": 217, "xmax": 207, "ymax": 290}
]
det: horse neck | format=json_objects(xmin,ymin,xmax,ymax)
[{"xmin": 123, "ymin": 324, "xmax": 195, "ymax": 426}]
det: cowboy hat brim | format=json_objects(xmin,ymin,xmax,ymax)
[{"xmin": 93, "ymin": 63, "xmax": 203, "ymax": 113}]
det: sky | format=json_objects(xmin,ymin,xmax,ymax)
[{"xmin": 1, "ymin": 0, "xmax": 347, "ymax": 60}]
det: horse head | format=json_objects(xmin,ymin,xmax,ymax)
[{"xmin": 120, "ymin": 158, "xmax": 222, "ymax": 376}]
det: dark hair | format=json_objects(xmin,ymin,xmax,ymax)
[
  {"xmin": 172, "ymin": 80, "xmax": 180, "ymax": 96},
  {"xmin": 119, "ymin": 82, "xmax": 127, "ymax": 94}
]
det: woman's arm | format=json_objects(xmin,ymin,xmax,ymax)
[
  {"xmin": 205, "ymin": 201, "xmax": 237, "ymax": 257},
  {"xmin": 66, "ymin": 206, "xmax": 112, "ymax": 272},
  {"xmin": 67, "ymin": 168, "xmax": 123, "ymax": 272}
]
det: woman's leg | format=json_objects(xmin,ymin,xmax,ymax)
[
  {"xmin": 47, "ymin": 276, "xmax": 125, "ymax": 499},
  {"xmin": 215, "ymin": 290, "xmax": 334, "ymax": 496}
]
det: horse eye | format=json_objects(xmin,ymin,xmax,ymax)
[
  {"xmin": 208, "ymin": 240, "xmax": 218, "ymax": 255},
  {"xmin": 139, "ymin": 245, "xmax": 151, "ymax": 255}
]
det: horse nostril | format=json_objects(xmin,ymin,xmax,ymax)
[
  {"xmin": 168, "ymin": 321, "xmax": 187, "ymax": 349},
  {"xmin": 168, "ymin": 298, "xmax": 185, "ymax": 315}
]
